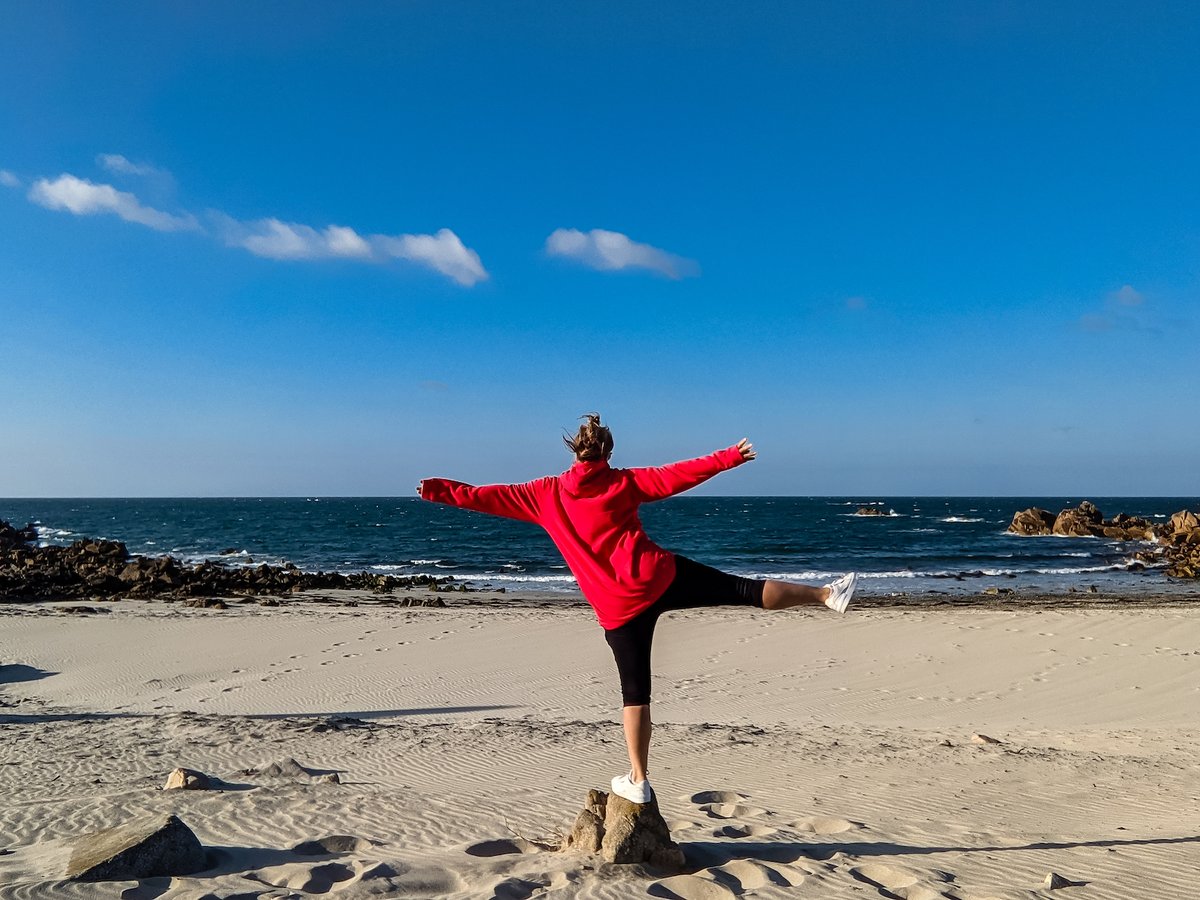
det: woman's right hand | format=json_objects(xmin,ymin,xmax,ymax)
[{"xmin": 415, "ymin": 481, "xmax": 423, "ymax": 496}]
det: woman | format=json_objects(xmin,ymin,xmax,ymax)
[{"xmin": 418, "ymin": 414, "xmax": 856, "ymax": 804}]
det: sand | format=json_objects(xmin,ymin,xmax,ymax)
[{"xmin": 2, "ymin": 593, "xmax": 1199, "ymax": 898}]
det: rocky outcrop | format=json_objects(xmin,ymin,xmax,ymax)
[
  {"xmin": 855, "ymin": 506, "xmax": 886, "ymax": 516},
  {"xmin": 1008, "ymin": 503, "xmax": 1160, "ymax": 542},
  {"xmin": 67, "ymin": 814, "xmax": 207, "ymax": 881},
  {"xmin": 1007, "ymin": 507, "xmax": 1056, "ymax": 536},
  {"xmin": 1007, "ymin": 503, "xmax": 1200, "ymax": 580},
  {"xmin": 1170, "ymin": 510, "xmax": 1199, "ymax": 536},
  {"xmin": 0, "ymin": 519, "xmax": 461, "ymax": 604},
  {"xmin": 563, "ymin": 788, "xmax": 685, "ymax": 870},
  {"xmin": 1052, "ymin": 501, "xmax": 1104, "ymax": 537},
  {"xmin": 1164, "ymin": 510, "xmax": 1200, "ymax": 578}
]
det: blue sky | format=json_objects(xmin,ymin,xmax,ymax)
[{"xmin": 2, "ymin": 1, "xmax": 1197, "ymax": 497}]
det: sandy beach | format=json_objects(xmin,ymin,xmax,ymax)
[{"xmin": 2, "ymin": 592, "xmax": 1199, "ymax": 899}]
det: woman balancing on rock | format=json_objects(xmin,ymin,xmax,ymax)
[{"xmin": 417, "ymin": 415, "xmax": 857, "ymax": 804}]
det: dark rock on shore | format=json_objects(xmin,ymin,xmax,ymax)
[
  {"xmin": 1006, "ymin": 503, "xmax": 1200, "ymax": 580},
  {"xmin": 0, "ymin": 519, "xmax": 462, "ymax": 604}
]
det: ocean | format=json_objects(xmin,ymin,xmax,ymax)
[{"xmin": 4, "ymin": 496, "xmax": 1198, "ymax": 598}]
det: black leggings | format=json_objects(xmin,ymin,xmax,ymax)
[{"xmin": 603, "ymin": 555, "xmax": 765, "ymax": 707}]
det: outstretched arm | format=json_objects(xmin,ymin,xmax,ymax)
[
  {"xmin": 629, "ymin": 439, "xmax": 755, "ymax": 502},
  {"xmin": 417, "ymin": 477, "xmax": 547, "ymax": 523}
]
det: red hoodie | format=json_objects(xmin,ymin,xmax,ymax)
[{"xmin": 419, "ymin": 445, "xmax": 747, "ymax": 629}]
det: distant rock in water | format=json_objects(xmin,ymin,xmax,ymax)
[
  {"xmin": 1052, "ymin": 500, "xmax": 1104, "ymax": 537},
  {"xmin": 0, "ymin": 518, "xmax": 461, "ymax": 604},
  {"xmin": 855, "ymin": 506, "xmax": 887, "ymax": 517},
  {"xmin": 1007, "ymin": 507, "xmax": 1056, "ymax": 536},
  {"xmin": 1006, "ymin": 503, "xmax": 1200, "ymax": 580}
]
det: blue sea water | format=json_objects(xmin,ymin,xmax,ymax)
[{"xmin": 2, "ymin": 497, "xmax": 1197, "ymax": 597}]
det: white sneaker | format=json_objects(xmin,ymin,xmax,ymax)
[
  {"xmin": 824, "ymin": 572, "xmax": 857, "ymax": 614},
  {"xmin": 611, "ymin": 771, "xmax": 654, "ymax": 804}
]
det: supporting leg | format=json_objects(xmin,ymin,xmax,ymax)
[
  {"xmin": 761, "ymin": 579, "xmax": 830, "ymax": 610},
  {"xmin": 622, "ymin": 704, "xmax": 652, "ymax": 782}
]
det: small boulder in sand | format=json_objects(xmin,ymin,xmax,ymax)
[
  {"xmin": 563, "ymin": 788, "xmax": 685, "ymax": 870},
  {"xmin": 1044, "ymin": 871, "xmax": 1071, "ymax": 889},
  {"xmin": 565, "ymin": 789, "xmax": 607, "ymax": 853},
  {"xmin": 971, "ymin": 733, "xmax": 1002, "ymax": 745},
  {"xmin": 67, "ymin": 814, "xmax": 206, "ymax": 882},
  {"xmin": 163, "ymin": 767, "xmax": 210, "ymax": 791}
]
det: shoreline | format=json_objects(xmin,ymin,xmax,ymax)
[{"xmin": 4, "ymin": 584, "xmax": 1199, "ymax": 618}]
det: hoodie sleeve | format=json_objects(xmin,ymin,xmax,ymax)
[
  {"xmin": 627, "ymin": 446, "xmax": 746, "ymax": 502},
  {"xmin": 419, "ymin": 477, "xmax": 548, "ymax": 523}
]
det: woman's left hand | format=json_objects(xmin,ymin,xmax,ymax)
[{"xmin": 736, "ymin": 438, "xmax": 756, "ymax": 461}]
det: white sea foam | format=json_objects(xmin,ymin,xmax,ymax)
[
  {"xmin": 35, "ymin": 525, "xmax": 74, "ymax": 538},
  {"xmin": 940, "ymin": 517, "xmax": 984, "ymax": 523}
]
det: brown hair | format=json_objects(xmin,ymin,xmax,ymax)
[{"xmin": 564, "ymin": 413, "xmax": 613, "ymax": 461}]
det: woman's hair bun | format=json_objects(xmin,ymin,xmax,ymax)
[{"xmin": 564, "ymin": 413, "xmax": 614, "ymax": 461}]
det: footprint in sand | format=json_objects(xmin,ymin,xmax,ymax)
[
  {"xmin": 690, "ymin": 791, "xmax": 748, "ymax": 804},
  {"xmin": 649, "ymin": 874, "xmax": 741, "ymax": 900},
  {"xmin": 490, "ymin": 876, "xmax": 549, "ymax": 899},
  {"xmin": 713, "ymin": 823, "xmax": 775, "ymax": 839},
  {"xmin": 292, "ymin": 835, "xmax": 380, "ymax": 854},
  {"xmin": 792, "ymin": 816, "xmax": 862, "ymax": 834},
  {"xmin": 699, "ymin": 803, "xmax": 767, "ymax": 820},
  {"xmin": 718, "ymin": 859, "xmax": 804, "ymax": 889},
  {"xmin": 464, "ymin": 837, "xmax": 537, "ymax": 857},
  {"xmin": 849, "ymin": 863, "xmax": 953, "ymax": 900}
]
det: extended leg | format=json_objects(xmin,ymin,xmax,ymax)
[{"xmin": 761, "ymin": 580, "xmax": 829, "ymax": 609}]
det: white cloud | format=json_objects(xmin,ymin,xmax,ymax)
[
  {"xmin": 223, "ymin": 217, "xmax": 373, "ymax": 261},
  {"xmin": 545, "ymin": 228, "xmax": 697, "ymax": 279},
  {"xmin": 325, "ymin": 225, "xmax": 372, "ymax": 259},
  {"xmin": 375, "ymin": 229, "xmax": 488, "ymax": 287},
  {"xmin": 28, "ymin": 174, "xmax": 199, "ymax": 232},
  {"xmin": 218, "ymin": 215, "xmax": 487, "ymax": 285},
  {"xmin": 1078, "ymin": 284, "xmax": 1155, "ymax": 333},
  {"xmin": 1110, "ymin": 284, "xmax": 1144, "ymax": 306},
  {"xmin": 97, "ymin": 153, "xmax": 159, "ymax": 177},
  {"xmin": 18, "ymin": 162, "xmax": 487, "ymax": 287}
]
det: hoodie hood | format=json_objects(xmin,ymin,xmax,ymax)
[{"xmin": 559, "ymin": 458, "xmax": 614, "ymax": 497}]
